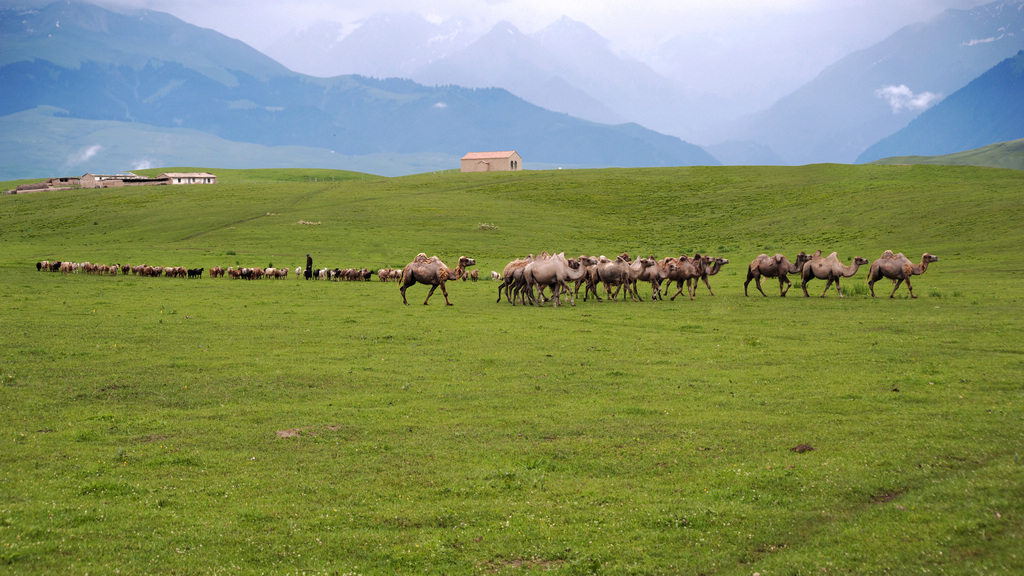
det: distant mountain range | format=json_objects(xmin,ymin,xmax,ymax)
[
  {"xmin": 3, "ymin": 0, "xmax": 1024, "ymax": 180},
  {"xmin": 268, "ymin": 14, "xmax": 711, "ymax": 143},
  {"xmin": 857, "ymin": 50, "xmax": 1024, "ymax": 162},
  {"xmin": 725, "ymin": 0, "xmax": 1024, "ymax": 165},
  {"xmin": 263, "ymin": 1, "xmax": 1024, "ymax": 166},
  {"xmin": 0, "ymin": 2, "xmax": 716, "ymax": 180}
]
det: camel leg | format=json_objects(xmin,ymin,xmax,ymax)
[
  {"xmin": 626, "ymin": 282, "xmax": 639, "ymax": 303},
  {"xmin": 869, "ymin": 278, "xmax": 877, "ymax": 298},
  {"xmin": 423, "ymin": 284, "xmax": 438, "ymax": 305},
  {"xmin": 802, "ymin": 277, "xmax": 811, "ymax": 297},
  {"xmin": 670, "ymin": 284, "xmax": 686, "ymax": 301},
  {"xmin": 587, "ymin": 278, "xmax": 603, "ymax": 302},
  {"xmin": 701, "ymin": 276, "xmax": 714, "ymax": 296},
  {"xmin": 440, "ymin": 281, "xmax": 453, "ymax": 306},
  {"xmin": 820, "ymin": 278, "xmax": 833, "ymax": 298},
  {"xmin": 497, "ymin": 279, "xmax": 508, "ymax": 303},
  {"xmin": 890, "ymin": 278, "xmax": 905, "ymax": 298},
  {"xmin": 400, "ymin": 281, "xmax": 412, "ymax": 305},
  {"xmin": 779, "ymin": 275, "xmax": 789, "ymax": 297}
]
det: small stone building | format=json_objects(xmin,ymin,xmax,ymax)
[{"xmin": 460, "ymin": 151, "xmax": 523, "ymax": 173}]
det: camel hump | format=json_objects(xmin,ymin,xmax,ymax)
[
  {"xmin": 881, "ymin": 250, "xmax": 897, "ymax": 259},
  {"xmin": 413, "ymin": 253, "xmax": 429, "ymax": 263}
]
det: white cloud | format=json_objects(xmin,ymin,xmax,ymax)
[
  {"xmin": 130, "ymin": 159, "xmax": 156, "ymax": 170},
  {"xmin": 69, "ymin": 144, "xmax": 102, "ymax": 165},
  {"xmin": 433, "ymin": 101, "xmax": 448, "ymax": 109},
  {"xmin": 875, "ymin": 84, "xmax": 941, "ymax": 113}
]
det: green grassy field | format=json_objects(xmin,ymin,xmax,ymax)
[{"xmin": 1, "ymin": 165, "xmax": 1022, "ymax": 574}]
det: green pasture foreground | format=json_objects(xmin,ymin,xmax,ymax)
[{"xmin": 1, "ymin": 165, "xmax": 1023, "ymax": 574}]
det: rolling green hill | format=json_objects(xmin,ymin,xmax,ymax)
[
  {"xmin": 1, "ymin": 165, "xmax": 1022, "ymax": 574},
  {"xmin": 868, "ymin": 137, "xmax": 1024, "ymax": 171}
]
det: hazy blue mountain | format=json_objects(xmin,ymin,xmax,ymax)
[
  {"xmin": 264, "ymin": 13, "xmax": 475, "ymax": 79},
  {"xmin": 857, "ymin": 50, "xmax": 1024, "ymax": 162},
  {"xmin": 268, "ymin": 13, "xmax": 704, "ymax": 142},
  {"xmin": 725, "ymin": 0, "xmax": 1024, "ymax": 165},
  {"xmin": 0, "ymin": 2, "xmax": 718, "ymax": 179},
  {"xmin": 411, "ymin": 20, "xmax": 625, "ymax": 125}
]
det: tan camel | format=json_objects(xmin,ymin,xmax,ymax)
[
  {"xmin": 661, "ymin": 254, "xmax": 707, "ymax": 301},
  {"xmin": 632, "ymin": 255, "xmax": 672, "ymax": 301},
  {"xmin": 691, "ymin": 256, "xmax": 729, "ymax": 296},
  {"xmin": 400, "ymin": 253, "xmax": 475, "ymax": 305},
  {"xmin": 596, "ymin": 255, "xmax": 642, "ymax": 302},
  {"xmin": 524, "ymin": 253, "xmax": 598, "ymax": 307},
  {"xmin": 800, "ymin": 250, "xmax": 869, "ymax": 298},
  {"xmin": 497, "ymin": 256, "xmax": 531, "ymax": 304},
  {"xmin": 745, "ymin": 252, "xmax": 811, "ymax": 297},
  {"xmin": 573, "ymin": 258, "xmax": 604, "ymax": 302},
  {"xmin": 867, "ymin": 251, "xmax": 939, "ymax": 298}
]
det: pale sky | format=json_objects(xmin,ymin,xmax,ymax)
[{"xmin": 89, "ymin": 0, "xmax": 987, "ymax": 59}]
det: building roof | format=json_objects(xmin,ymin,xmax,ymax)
[
  {"xmin": 159, "ymin": 172, "xmax": 217, "ymax": 178},
  {"xmin": 461, "ymin": 151, "xmax": 518, "ymax": 160}
]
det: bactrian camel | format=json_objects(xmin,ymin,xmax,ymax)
[
  {"xmin": 745, "ymin": 252, "xmax": 811, "ymax": 297},
  {"xmin": 524, "ymin": 253, "xmax": 598, "ymax": 307},
  {"xmin": 400, "ymin": 253, "xmax": 475, "ymax": 305},
  {"xmin": 800, "ymin": 250, "xmax": 869, "ymax": 298},
  {"xmin": 867, "ymin": 251, "xmax": 939, "ymax": 298}
]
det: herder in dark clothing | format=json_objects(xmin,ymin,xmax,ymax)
[{"xmin": 305, "ymin": 253, "xmax": 313, "ymax": 280}]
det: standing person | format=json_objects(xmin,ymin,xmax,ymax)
[{"xmin": 305, "ymin": 253, "xmax": 313, "ymax": 280}]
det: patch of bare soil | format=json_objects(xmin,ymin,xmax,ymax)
[{"xmin": 478, "ymin": 558, "xmax": 566, "ymax": 573}]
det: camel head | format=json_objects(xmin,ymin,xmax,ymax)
[
  {"xmin": 578, "ymin": 255, "xmax": 598, "ymax": 267},
  {"xmin": 458, "ymin": 256, "xmax": 476, "ymax": 268},
  {"xmin": 923, "ymin": 253, "xmax": 939, "ymax": 264},
  {"xmin": 853, "ymin": 256, "xmax": 869, "ymax": 266},
  {"xmin": 795, "ymin": 252, "xmax": 812, "ymax": 266}
]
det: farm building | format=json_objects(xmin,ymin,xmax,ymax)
[
  {"xmin": 460, "ymin": 151, "xmax": 522, "ymax": 173},
  {"xmin": 160, "ymin": 172, "xmax": 218, "ymax": 185},
  {"xmin": 80, "ymin": 173, "xmax": 166, "ymax": 189},
  {"xmin": 6, "ymin": 172, "xmax": 219, "ymax": 194}
]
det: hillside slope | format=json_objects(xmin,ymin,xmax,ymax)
[{"xmin": 867, "ymin": 137, "xmax": 1024, "ymax": 170}]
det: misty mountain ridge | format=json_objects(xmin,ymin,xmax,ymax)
[
  {"xmin": 0, "ymin": 1, "xmax": 717, "ymax": 180},
  {"xmin": 265, "ymin": 14, "xmax": 714, "ymax": 142},
  {"xmin": 725, "ymin": 0, "xmax": 1024, "ymax": 165},
  {"xmin": 262, "ymin": 1, "xmax": 1024, "ymax": 165},
  {"xmin": 857, "ymin": 49, "xmax": 1024, "ymax": 162}
]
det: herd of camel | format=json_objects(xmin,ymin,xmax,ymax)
[{"xmin": 398, "ymin": 250, "xmax": 939, "ymax": 306}]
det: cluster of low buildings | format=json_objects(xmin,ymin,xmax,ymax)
[
  {"xmin": 5, "ymin": 172, "xmax": 217, "ymax": 194},
  {"xmin": 6, "ymin": 152, "xmax": 524, "ymax": 194}
]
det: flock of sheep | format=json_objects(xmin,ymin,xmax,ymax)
[{"xmin": 34, "ymin": 248, "xmax": 937, "ymax": 306}]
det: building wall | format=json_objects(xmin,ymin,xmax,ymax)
[{"xmin": 460, "ymin": 153, "xmax": 523, "ymax": 173}]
